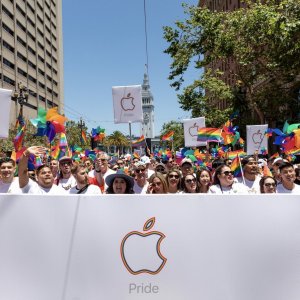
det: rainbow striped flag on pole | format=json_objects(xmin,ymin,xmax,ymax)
[
  {"xmin": 197, "ymin": 128, "xmax": 223, "ymax": 143},
  {"xmin": 132, "ymin": 135, "xmax": 146, "ymax": 148},
  {"xmin": 162, "ymin": 131, "xmax": 174, "ymax": 141},
  {"xmin": 81, "ymin": 130, "xmax": 87, "ymax": 144},
  {"xmin": 231, "ymin": 154, "xmax": 242, "ymax": 177}
]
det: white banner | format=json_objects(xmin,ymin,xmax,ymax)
[
  {"xmin": 0, "ymin": 88, "xmax": 12, "ymax": 138},
  {"xmin": 1, "ymin": 194, "xmax": 300, "ymax": 300},
  {"xmin": 246, "ymin": 124, "xmax": 268, "ymax": 155},
  {"xmin": 183, "ymin": 117, "xmax": 206, "ymax": 147},
  {"xmin": 112, "ymin": 85, "xmax": 143, "ymax": 124}
]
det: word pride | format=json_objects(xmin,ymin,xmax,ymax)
[{"xmin": 129, "ymin": 283, "xmax": 159, "ymax": 294}]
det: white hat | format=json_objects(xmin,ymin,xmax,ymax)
[
  {"xmin": 272, "ymin": 157, "xmax": 283, "ymax": 166},
  {"xmin": 180, "ymin": 158, "xmax": 193, "ymax": 167},
  {"xmin": 140, "ymin": 155, "xmax": 151, "ymax": 164}
]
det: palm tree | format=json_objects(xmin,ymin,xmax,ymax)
[{"xmin": 103, "ymin": 131, "xmax": 130, "ymax": 154}]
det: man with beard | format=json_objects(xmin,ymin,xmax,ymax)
[
  {"xmin": 68, "ymin": 163, "xmax": 102, "ymax": 194},
  {"xmin": 55, "ymin": 156, "xmax": 77, "ymax": 191},
  {"xmin": 277, "ymin": 162, "xmax": 300, "ymax": 194},
  {"xmin": 19, "ymin": 146, "xmax": 66, "ymax": 194},
  {"xmin": 133, "ymin": 161, "xmax": 149, "ymax": 194},
  {"xmin": 0, "ymin": 158, "xmax": 22, "ymax": 193},
  {"xmin": 237, "ymin": 156, "xmax": 261, "ymax": 193}
]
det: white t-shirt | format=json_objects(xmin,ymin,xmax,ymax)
[
  {"xmin": 56, "ymin": 176, "xmax": 77, "ymax": 191},
  {"xmin": 21, "ymin": 180, "xmax": 66, "ymax": 194},
  {"xmin": 276, "ymin": 183, "xmax": 300, "ymax": 194},
  {"xmin": 133, "ymin": 180, "xmax": 149, "ymax": 194},
  {"xmin": 89, "ymin": 168, "xmax": 115, "ymax": 191},
  {"xmin": 208, "ymin": 182, "xmax": 249, "ymax": 194},
  {"xmin": 237, "ymin": 175, "xmax": 261, "ymax": 194},
  {"xmin": 68, "ymin": 184, "xmax": 102, "ymax": 194},
  {"xmin": 0, "ymin": 177, "xmax": 23, "ymax": 194}
]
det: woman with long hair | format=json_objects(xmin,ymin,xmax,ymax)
[
  {"xmin": 196, "ymin": 168, "xmax": 212, "ymax": 193},
  {"xmin": 105, "ymin": 170, "xmax": 135, "ymax": 194},
  {"xmin": 209, "ymin": 164, "xmax": 249, "ymax": 194},
  {"xmin": 182, "ymin": 174, "xmax": 200, "ymax": 193},
  {"xmin": 147, "ymin": 173, "xmax": 168, "ymax": 194},
  {"xmin": 166, "ymin": 168, "xmax": 182, "ymax": 193}
]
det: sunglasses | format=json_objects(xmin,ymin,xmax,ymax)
[
  {"xmin": 264, "ymin": 183, "xmax": 276, "ymax": 187},
  {"xmin": 135, "ymin": 169, "xmax": 145, "ymax": 173},
  {"xmin": 100, "ymin": 159, "xmax": 107, "ymax": 162},
  {"xmin": 185, "ymin": 178, "xmax": 196, "ymax": 184},
  {"xmin": 61, "ymin": 162, "xmax": 71, "ymax": 166},
  {"xmin": 169, "ymin": 174, "xmax": 179, "ymax": 179},
  {"xmin": 221, "ymin": 171, "xmax": 234, "ymax": 176},
  {"xmin": 156, "ymin": 168, "xmax": 165, "ymax": 172}
]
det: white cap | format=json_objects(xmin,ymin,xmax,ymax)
[{"xmin": 140, "ymin": 155, "xmax": 151, "ymax": 164}]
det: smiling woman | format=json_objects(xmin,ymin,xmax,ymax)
[{"xmin": 105, "ymin": 170, "xmax": 135, "ymax": 194}]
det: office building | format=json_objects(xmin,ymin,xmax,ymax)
[{"xmin": 0, "ymin": 0, "xmax": 64, "ymax": 123}]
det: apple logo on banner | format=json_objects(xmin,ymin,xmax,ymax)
[
  {"xmin": 120, "ymin": 217, "xmax": 167, "ymax": 275},
  {"xmin": 189, "ymin": 123, "xmax": 199, "ymax": 137},
  {"xmin": 252, "ymin": 130, "xmax": 263, "ymax": 144},
  {"xmin": 121, "ymin": 93, "xmax": 135, "ymax": 111}
]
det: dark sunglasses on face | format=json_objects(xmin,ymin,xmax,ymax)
[
  {"xmin": 135, "ymin": 169, "xmax": 145, "ymax": 173},
  {"xmin": 156, "ymin": 168, "xmax": 165, "ymax": 172},
  {"xmin": 185, "ymin": 178, "xmax": 196, "ymax": 184},
  {"xmin": 264, "ymin": 183, "xmax": 276, "ymax": 187},
  {"xmin": 222, "ymin": 171, "xmax": 234, "ymax": 176},
  {"xmin": 61, "ymin": 162, "xmax": 71, "ymax": 166},
  {"xmin": 169, "ymin": 174, "xmax": 179, "ymax": 179}
]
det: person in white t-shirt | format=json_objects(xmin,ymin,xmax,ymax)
[
  {"xmin": 68, "ymin": 162, "xmax": 102, "ymax": 194},
  {"xmin": 0, "ymin": 157, "xmax": 22, "ymax": 193},
  {"xmin": 237, "ymin": 156, "xmax": 261, "ymax": 193},
  {"xmin": 133, "ymin": 161, "xmax": 149, "ymax": 194},
  {"xmin": 209, "ymin": 164, "xmax": 249, "ymax": 194},
  {"xmin": 276, "ymin": 162, "xmax": 300, "ymax": 194},
  {"xmin": 55, "ymin": 156, "xmax": 77, "ymax": 191},
  {"xmin": 18, "ymin": 146, "xmax": 66, "ymax": 194}
]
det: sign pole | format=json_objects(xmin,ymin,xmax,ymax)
[{"xmin": 129, "ymin": 122, "xmax": 132, "ymax": 154}]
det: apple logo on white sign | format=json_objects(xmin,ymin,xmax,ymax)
[
  {"xmin": 121, "ymin": 93, "xmax": 135, "ymax": 111},
  {"xmin": 120, "ymin": 217, "xmax": 167, "ymax": 275},
  {"xmin": 252, "ymin": 130, "xmax": 263, "ymax": 144},
  {"xmin": 189, "ymin": 123, "xmax": 199, "ymax": 137}
]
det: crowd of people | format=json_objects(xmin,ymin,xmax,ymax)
[{"xmin": 0, "ymin": 145, "xmax": 300, "ymax": 195}]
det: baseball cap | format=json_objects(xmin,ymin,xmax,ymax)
[
  {"xmin": 59, "ymin": 156, "xmax": 72, "ymax": 163},
  {"xmin": 140, "ymin": 155, "xmax": 151, "ymax": 164},
  {"xmin": 180, "ymin": 158, "xmax": 193, "ymax": 167},
  {"xmin": 272, "ymin": 157, "xmax": 283, "ymax": 166}
]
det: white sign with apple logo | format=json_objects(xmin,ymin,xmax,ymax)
[
  {"xmin": 112, "ymin": 85, "xmax": 143, "ymax": 124},
  {"xmin": 183, "ymin": 117, "xmax": 207, "ymax": 147},
  {"xmin": 246, "ymin": 124, "xmax": 268, "ymax": 155}
]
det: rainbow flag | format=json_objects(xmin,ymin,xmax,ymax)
[
  {"xmin": 132, "ymin": 135, "xmax": 146, "ymax": 148},
  {"xmin": 231, "ymin": 155, "xmax": 242, "ymax": 177},
  {"xmin": 81, "ymin": 130, "xmax": 87, "ymax": 144},
  {"xmin": 162, "ymin": 131, "xmax": 174, "ymax": 141},
  {"xmin": 197, "ymin": 128, "xmax": 223, "ymax": 143},
  {"xmin": 91, "ymin": 127, "xmax": 106, "ymax": 141},
  {"xmin": 263, "ymin": 164, "xmax": 273, "ymax": 177},
  {"xmin": 59, "ymin": 133, "xmax": 68, "ymax": 147},
  {"xmin": 227, "ymin": 150, "xmax": 247, "ymax": 160},
  {"xmin": 13, "ymin": 125, "xmax": 25, "ymax": 152}
]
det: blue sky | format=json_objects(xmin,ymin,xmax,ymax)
[{"xmin": 62, "ymin": 0, "xmax": 199, "ymax": 137}]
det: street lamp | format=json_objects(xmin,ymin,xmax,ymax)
[
  {"xmin": 11, "ymin": 82, "xmax": 29, "ymax": 119},
  {"xmin": 78, "ymin": 117, "xmax": 85, "ymax": 147}
]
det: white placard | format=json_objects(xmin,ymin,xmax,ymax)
[
  {"xmin": 183, "ymin": 117, "xmax": 206, "ymax": 147},
  {"xmin": 112, "ymin": 85, "xmax": 143, "ymax": 124},
  {"xmin": 246, "ymin": 124, "xmax": 268, "ymax": 155},
  {"xmin": 1, "ymin": 194, "xmax": 300, "ymax": 300},
  {"xmin": 0, "ymin": 88, "xmax": 12, "ymax": 138}
]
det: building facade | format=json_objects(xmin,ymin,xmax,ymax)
[
  {"xmin": 140, "ymin": 72, "xmax": 155, "ymax": 139},
  {"xmin": 0, "ymin": 0, "xmax": 63, "ymax": 124}
]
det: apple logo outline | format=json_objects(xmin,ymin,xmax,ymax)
[
  {"xmin": 120, "ymin": 217, "xmax": 167, "ymax": 275},
  {"xmin": 252, "ymin": 130, "xmax": 263, "ymax": 144},
  {"xmin": 189, "ymin": 123, "xmax": 199, "ymax": 137},
  {"xmin": 120, "ymin": 93, "xmax": 136, "ymax": 111}
]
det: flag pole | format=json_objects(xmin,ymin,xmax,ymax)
[
  {"xmin": 129, "ymin": 122, "xmax": 132, "ymax": 155},
  {"xmin": 238, "ymin": 154, "xmax": 246, "ymax": 185}
]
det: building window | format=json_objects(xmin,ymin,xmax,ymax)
[
  {"xmin": 37, "ymin": 28, "xmax": 44, "ymax": 37},
  {"xmin": 27, "ymin": 17, "xmax": 35, "ymax": 27},
  {"xmin": 3, "ymin": 40, "xmax": 14, "ymax": 52},
  {"xmin": 17, "ymin": 68, "xmax": 27, "ymax": 77},
  {"xmin": 2, "ymin": 23, "xmax": 14, "ymax": 36},
  {"xmin": 3, "ymin": 75, "xmax": 15, "ymax": 86},
  {"xmin": 37, "ymin": 14, "xmax": 43, "ymax": 24},
  {"xmin": 38, "ymin": 41, "xmax": 44, "ymax": 50},
  {"xmin": 38, "ymin": 68, "xmax": 45, "ymax": 76},
  {"xmin": 2, "ymin": 5, "xmax": 14, "ymax": 20},
  {"xmin": 39, "ymin": 95, "xmax": 46, "ymax": 102},
  {"xmin": 28, "ymin": 46, "xmax": 36, "ymax": 55},
  {"xmin": 3, "ymin": 58, "xmax": 15, "ymax": 69},
  {"xmin": 16, "ymin": 4, "xmax": 26, "ymax": 17},
  {"xmin": 16, "ymin": 20, "xmax": 26, "ymax": 33},
  {"xmin": 28, "ymin": 60, "xmax": 36, "ymax": 70},
  {"xmin": 27, "ymin": 31, "xmax": 36, "ymax": 42},
  {"xmin": 38, "ymin": 55, "xmax": 45, "ymax": 63},
  {"xmin": 17, "ymin": 52, "xmax": 27, "ymax": 62},
  {"xmin": 39, "ymin": 81, "xmax": 45, "ymax": 89},
  {"xmin": 27, "ymin": 3, "xmax": 35, "ymax": 14},
  {"xmin": 17, "ymin": 36, "xmax": 26, "ymax": 47},
  {"xmin": 28, "ymin": 75, "xmax": 37, "ymax": 84},
  {"xmin": 29, "ymin": 90, "xmax": 37, "ymax": 97}
]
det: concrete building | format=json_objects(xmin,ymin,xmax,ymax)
[
  {"xmin": 0, "ymin": 0, "xmax": 63, "ymax": 124},
  {"xmin": 140, "ymin": 72, "xmax": 155, "ymax": 139}
]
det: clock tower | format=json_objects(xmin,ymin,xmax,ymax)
[{"xmin": 140, "ymin": 72, "xmax": 155, "ymax": 138}]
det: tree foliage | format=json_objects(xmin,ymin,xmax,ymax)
[
  {"xmin": 103, "ymin": 131, "xmax": 130, "ymax": 153},
  {"xmin": 164, "ymin": 0, "xmax": 300, "ymax": 126}
]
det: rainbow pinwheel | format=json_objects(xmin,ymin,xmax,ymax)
[{"xmin": 30, "ymin": 107, "xmax": 67, "ymax": 142}]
